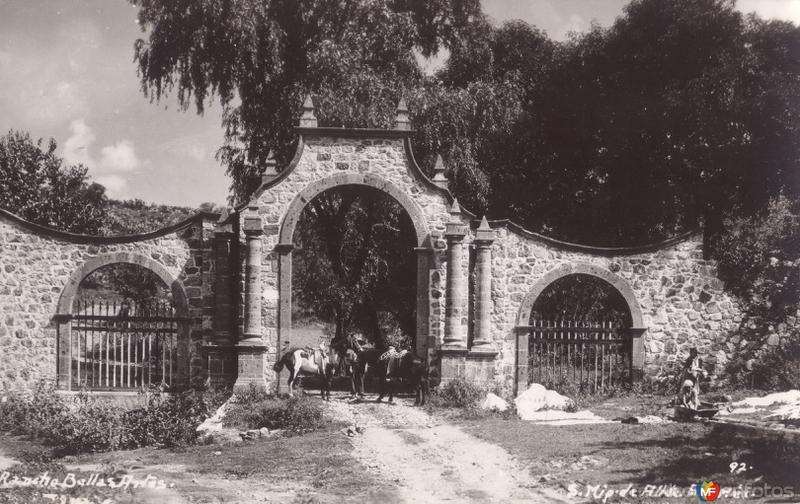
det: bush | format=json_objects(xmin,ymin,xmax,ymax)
[
  {"xmin": 0, "ymin": 382, "xmax": 228, "ymax": 454},
  {"xmin": 224, "ymin": 396, "xmax": 325, "ymax": 434},
  {"xmin": 427, "ymin": 379, "xmax": 486, "ymax": 409},
  {"xmin": 122, "ymin": 387, "xmax": 223, "ymax": 449},
  {"xmin": 726, "ymin": 333, "xmax": 800, "ymax": 390},
  {"xmin": 232, "ymin": 382, "xmax": 272, "ymax": 405}
]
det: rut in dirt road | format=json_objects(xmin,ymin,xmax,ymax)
[{"xmin": 323, "ymin": 393, "xmax": 572, "ymax": 504}]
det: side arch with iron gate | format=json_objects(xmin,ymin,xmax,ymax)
[
  {"xmin": 514, "ymin": 263, "xmax": 646, "ymax": 394},
  {"xmin": 55, "ymin": 252, "xmax": 191, "ymax": 391}
]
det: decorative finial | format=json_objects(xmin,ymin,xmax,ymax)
[
  {"xmin": 476, "ymin": 215, "xmax": 495, "ymax": 243},
  {"xmin": 432, "ymin": 154, "xmax": 448, "ymax": 188},
  {"xmin": 394, "ymin": 96, "xmax": 411, "ymax": 131},
  {"xmin": 445, "ymin": 198, "xmax": 467, "ymax": 237},
  {"xmin": 449, "ymin": 198, "xmax": 461, "ymax": 216},
  {"xmin": 299, "ymin": 95, "xmax": 318, "ymax": 127}
]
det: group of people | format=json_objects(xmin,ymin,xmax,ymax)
[{"xmin": 275, "ymin": 334, "xmax": 433, "ymax": 405}]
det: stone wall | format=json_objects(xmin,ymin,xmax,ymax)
[
  {"xmin": 0, "ymin": 210, "xmax": 217, "ymax": 392},
  {"xmin": 0, "ymin": 119, "xmax": 746, "ymax": 397},
  {"xmin": 483, "ymin": 224, "xmax": 742, "ymax": 393}
]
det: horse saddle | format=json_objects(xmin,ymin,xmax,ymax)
[{"xmin": 301, "ymin": 347, "xmax": 327, "ymax": 368}]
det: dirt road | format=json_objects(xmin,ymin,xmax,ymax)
[{"xmin": 323, "ymin": 393, "xmax": 571, "ymax": 503}]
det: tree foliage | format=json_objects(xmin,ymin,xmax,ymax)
[
  {"xmin": 0, "ymin": 130, "xmax": 107, "ymax": 234},
  {"xmin": 292, "ymin": 186, "xmax": 416, "ymax": 347},
  {"xmin": 715, "ymin": 195, "xmax": 800, "ymax": 331},
  {"xmin": 131, "ymin": 0, "xmax": 483, "ymax": 203},
  {"xmin": 102, "ymin": 199, "xmax": 195, "ymax": 236}
]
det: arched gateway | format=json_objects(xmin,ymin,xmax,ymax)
[{"xmin": 0, "ymin": 98, "xmax": 743, "ymax": 396}]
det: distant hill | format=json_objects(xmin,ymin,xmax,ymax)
[{"xmin": 101, "ymin": 199, "xmax": 221, "ymax": 236}]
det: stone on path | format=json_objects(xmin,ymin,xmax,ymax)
[{"xmin": 480, "ymin": 393, "xmax": 509, "ymax": 412}]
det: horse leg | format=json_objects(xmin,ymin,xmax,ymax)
[
  {"xmin": 376, "ymin": 371, "xmax": 385, "ymax": 403},
  {"xmin": 287, "ymin": 368, "xmax": 295, "ymax": 397},
  {"xmin": 421, "ymin": 377, "xmax": 429, "ymax": 406}
]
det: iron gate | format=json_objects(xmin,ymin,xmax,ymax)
[
  {"xmin": 525, "ymin": 320, "xmax": 632, "ymax": 393},
  {"xmin": 65, "ymin": 299, "xmax": 186, "ymax": 390}
]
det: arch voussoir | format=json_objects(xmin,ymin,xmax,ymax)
[{"xmin": 516, "ymin": 262, "xmax": 644, "ymax": 327}]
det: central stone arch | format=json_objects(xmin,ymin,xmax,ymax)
[
  {"xmin": 278, "ymin": 172, "xmax": 430, "ymax": 247},
  {"xmin": 276, "ymin": 172, "xmax": 432, "ymax": 366}
]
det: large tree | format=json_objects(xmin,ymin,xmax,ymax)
[
  {"xmin": 0, "ymin": 130, "xmax": 107, "ymax": 234},
  {"xmin": 484, "ymin": 0, "xmax": 800, "ymax": 246},
  {"xmin": 131, "ymin": 0, "xmax": 483, "ymax": 203}
]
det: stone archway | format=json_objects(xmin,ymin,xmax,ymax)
[
  {"xmin": 513, "ymin": 263, "xmax": 647, "ymax": 392},
  {"xmin": 55, "ymin": 252, "xmax": 191, "ymax": 390},
  {"xmin": 278, "ymin": 172, "xmax": 430, "ymax": 247},
  {"xmin": 276, "ymin": 173, "xmax": 432, "ymax": 366},
  {"xmin": 516, "ymin": 262, "xmax": 644, "ymax": 328}
]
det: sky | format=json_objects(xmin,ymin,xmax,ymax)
[{"xmin": 0, "ymin": 0, "xmax": 798, "ymax": 208}]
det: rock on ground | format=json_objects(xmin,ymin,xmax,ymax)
[
  {"xmin": 514, "ymin": 384, "xmax": 572, "ymax": 419},
  {"xmin": 480, "ymin": 393, "xmax": 509, "ymax": 412}
]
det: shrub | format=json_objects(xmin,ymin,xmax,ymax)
[
  {"xmin": 726, "ymin": 333, "xmax": 800, "ymax": 390},
  {"xmin": 224, "ymin": 396, "xmax": 325, "ymax": 434},
  {"xmin": 427, "ymin": 378, "xmax": 486, "ymax": 409},
  {"xmin": 232, "ymin": 382, "xmax": 272, "ymax": 405},
  {"xmin": 0, "ymin": 381, "xmax": 228, "ymax": 454},
  {"xmin": 47, "ymin": 396, "xmax": 127, "ymax": 453},
  {"xmin": 122, "ymin": 387, "xmax": 222, "ymax": 449}
]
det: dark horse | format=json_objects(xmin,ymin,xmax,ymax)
[
  {"xmin": 272, "ymin": 347, "xmax": 336, "ymax": 400},
  {"xmin": 356, "ymin": 349, "xmax": 433, "ymax": 406}
]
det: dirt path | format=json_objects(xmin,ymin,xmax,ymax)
[{"xmin": 323, "ymin": 392, "xmax": 572, "ymax": 504}]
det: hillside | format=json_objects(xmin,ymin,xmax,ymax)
[{"xmin": 100, "ymin": 199, "xmax": 206, "ymax": 236}]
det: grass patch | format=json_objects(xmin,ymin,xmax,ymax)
[
  {"xmin": 224, "ymin": 394, "xmax": 326, "ymax": 435},
  {"xmin": 426, "ymin": 379, "xmax": 486, "ymax": 410},
  {"xmin": 463, "ymin": 417, "xmax": 800, "ymax": 492}
]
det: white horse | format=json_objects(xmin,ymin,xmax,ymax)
[{"xmin": 273, "ymin": 344, "xmax": 338, "ymax": 399}]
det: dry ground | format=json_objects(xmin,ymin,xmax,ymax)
[{"xmin": 1, "ymin": 391, "xmax": 798, "ymax": 503}]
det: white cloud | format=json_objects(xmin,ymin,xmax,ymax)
[
  {"xmin": 62, "ymin": 118, "xmax": 96, "ymax": 168},
  {"xmin": 61, "ymin": 118, "xmax": 142, "ymax": 197},
  {"xmin": 99, "ymin": 140, "xmax": 141, "ymax": 173}
]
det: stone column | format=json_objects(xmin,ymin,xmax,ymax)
[
  {"xmin": 514, "ymin": 327, "xmax": 530, "ymax": 396},
  {"xmin": 213, "ymin": 214, "xmax": 236, "ymax": 346},
  {"xmin": 275, "ymin": 242, "xmax": 294, "ymax": 395},
  {"xmin": 443, "ymin": 202, "xmax": 468, "ymax": 351},
  {"xmin": 235, "ymin": 209, "xmax": 267, "ymax": 390},
  {"xmin": 629, "ymin": 327, "xmax": 647, "ymax": 382},
  {"xmin": 414, "ymin": 247, "xmax": 433, "ymax": 357},
  {"xmin": 206, "ymin": 212, "xmax": 237, "ymax": 386},
  {"xmin": 472, "ymin": 216, "xmax": 496, "ymax": 352}
]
